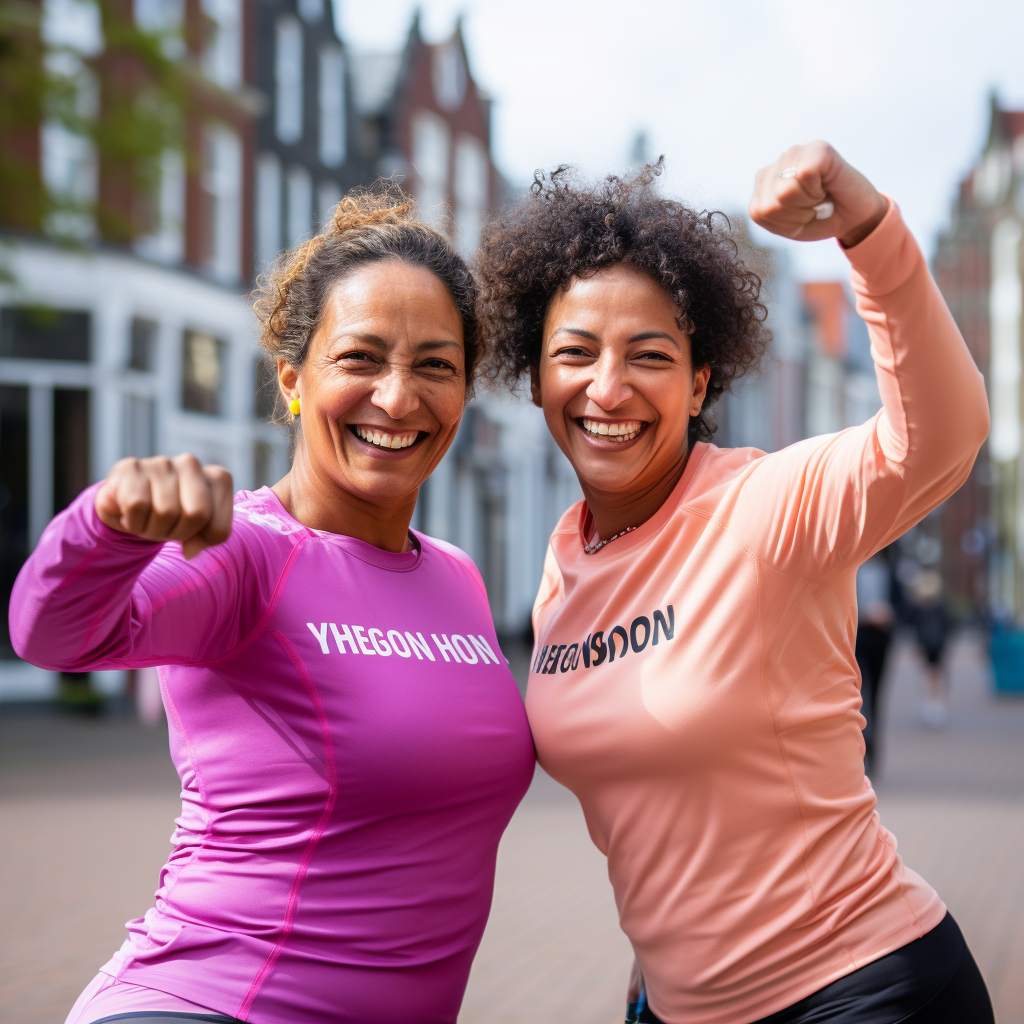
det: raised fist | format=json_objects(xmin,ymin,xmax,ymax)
[
  {"xmin": 749, "ymin": 141, "xmax": 888, "ymax": 249},
  {"xmin": 95, "ymin": 454, "xmax": 234, "ymax": 559}
]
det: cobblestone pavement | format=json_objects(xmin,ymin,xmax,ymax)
[{"xmin": 1, "ymin": 631, "xmax": 1022, "ymax": 1024}]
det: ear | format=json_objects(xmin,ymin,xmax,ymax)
[
  {"xmin": 278, "ymin": 357, "xmax": 298, "ymax": 403},
  {"xmin": 690, "ymin": 364, "xmax": 711, "ymax": 417},
  {"xmin": 528, "ymin": 365, "xmax": 542, "ymax": 409}
]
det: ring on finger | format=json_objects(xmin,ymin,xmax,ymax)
[
  {"xmin": 813, "ymin": 200, "xmax": 834, "ymax": 220},
  {"xmin": 778, "ymin": 167, "xmax": 798, "ymax": 179}
]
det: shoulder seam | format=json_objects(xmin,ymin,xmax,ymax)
[{"xmin": 195, "ymin": 534, "xmax": 308, "ymax": 668}]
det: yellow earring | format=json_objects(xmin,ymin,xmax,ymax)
[{"xmin": 288, "ymin": 397, "xmax": 301, "ymax": 416}]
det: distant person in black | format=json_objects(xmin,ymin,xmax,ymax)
[
  {"xmin": 909, "ymin": 569, "xmax": 951, "ymax": 727},
  {"xmin": 856, "ymin": 551, "xmax": 895, "ymax": 773}
]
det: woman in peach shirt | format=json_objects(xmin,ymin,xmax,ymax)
[{"xmin": 477, "ymin": 144, "xmax": 994, "ymax": 1023}]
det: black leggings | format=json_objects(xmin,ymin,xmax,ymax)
[{"xmin": 633, "ymin": 914, "xmax": 994, "ymax": 1024}]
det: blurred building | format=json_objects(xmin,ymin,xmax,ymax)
[
  {"xmin": 0, "ymin": 0, "xmax": 361, "ymax": 696},
  {"xmin": 932, "ymin": 94, "xmax": 1023, "ymax": 620},
  {"xmin": 348, "ymin": 17, "xmax": 580, "ymax": 635},
  {"xmin": 253, "ymin": 0, "xmax": 373, "ymax": 272},
  {"xmin": 0, "ymin": 4, "xmax": 577, "ymax": 700},
  {"xmin": 1, "ymin": 0, "xmax": 254, "ymax": 697},
  {"xmin": 715, "ymin": 243, "xmax": 880, "ymax": 456}
]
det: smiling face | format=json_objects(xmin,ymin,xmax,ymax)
[
  {"xmin": 278, "ymin": 259, "xmax": 466, "ymax": 509},
  {"xmin": 534, "ymin": 263, "xmax": 710, "ymax": 513}
]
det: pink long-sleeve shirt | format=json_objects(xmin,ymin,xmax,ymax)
[
  {"xmin": 526, "ymin": 202, "xmax": 990, "ymax": 1023},
  {"xmin": 10, "ymin": 487, "xmax": 535, "ymax": 1024}
]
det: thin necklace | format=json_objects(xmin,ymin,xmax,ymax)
[{"xmin": 584, "ymin": 524, "xmax": 638, "ymax": 555}]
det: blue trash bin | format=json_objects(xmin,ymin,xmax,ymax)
[{"xmin": 990, "ymin": 626, "xmax": 1024, "ymax": 694}]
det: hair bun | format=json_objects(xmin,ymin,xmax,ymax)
[{"xmin": 327, "ymin": 185, "xmax": 414, "ymax": 237}]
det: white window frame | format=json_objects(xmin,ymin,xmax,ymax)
[
  {"xmin": 411, "ymin": 111, "xmax": 450, "ymax": 231},
  {"xmin": 286, "ymin": 165, "xmax": 313, "ymax": 247},
  {"xmin": 201, "ymin": 0, "xmax": 242, "ymax": 90},
  {"xmin": 256, "ymin": 152, "xmax": 283, "ymax": 271},
  {"xmin": 203, "ymin": 123, "xmax": 243, "ymax": 284},
  {"xmin": 454, "ymin": 133, "xmax": 488, "ymax": 257},
  {"xmin": 275, "ymin": 17, "xmax": 303, "ymax": 145},
  {"xmin": 318, "ymin": 45, "xmax": 346, "ymax": 168}
]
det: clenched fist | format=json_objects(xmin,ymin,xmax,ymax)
[
  {"xmin": 95, "ymin": 454, "xmax": 234, "ymax": 559},
  {"xmin": 749, "ymin": 141, "xmax": 889, "ymax": 249}
]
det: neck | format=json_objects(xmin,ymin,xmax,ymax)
[
  {"xmin": 271, "ymin": 439, "xmax": 417, "ymax": 553},
  {"xmin": 582, "ymin": 444, "xmax": 694, "ymax": 542}
]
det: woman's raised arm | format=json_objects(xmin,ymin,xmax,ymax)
[{"xmin": 731, "ymin": 143, "xmax": 989, "ymax": 573}]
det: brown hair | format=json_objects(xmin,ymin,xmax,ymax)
[
  {"xmin": 476, "ymin": 163, "xmax": 770, "ymax": 444},
  {"xmin": 253, "ymin": 186, "xmax": 480, "ymax": 420}
]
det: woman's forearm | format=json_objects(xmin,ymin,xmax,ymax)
[
  {"xmin": 847, "ymin": 200, "xmax": 990, "ymax": 495},
  {"xmin": 11, "ymin": 483, "xmax": 178, "ymax": 671}
]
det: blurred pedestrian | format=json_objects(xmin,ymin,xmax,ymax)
[
  {"xmin": 909, "ymin": 569, "xmax": 951, "ymax": 727},
  {"xmin": 9, "ymin": 192, "xmax": 534, "ymax": 1024},
  {"xmin": 479, "ymin": 142, "xmax": 994, "ymax": 1022},
  {"xmin": 856, "ymin": 550, "xmax": 895, "ymax": 772}
]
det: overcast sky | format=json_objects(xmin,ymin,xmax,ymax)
[{"xmin": 338, "ymin": 0, "xmax": 1024, "ymax": 280}]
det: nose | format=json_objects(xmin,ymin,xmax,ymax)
[
  {"xmin": 370, "ymin": 366, "xmax": 421, "ymax": 421},
  {"xmin": 585, "ymin": 351, "xmax": 633, "ymax": 410}
]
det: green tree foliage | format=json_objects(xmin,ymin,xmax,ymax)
[{"xmin": 0, "ymin": 0, "xmax": 192, "ymax": 243}]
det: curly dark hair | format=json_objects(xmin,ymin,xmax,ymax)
[{"xmin": 476, "ymin": 162, "xmax": 771, "ymax": 444}]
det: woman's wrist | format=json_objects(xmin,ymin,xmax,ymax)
[{"xmin": 838, "ymin": 193, "xmax": 889, "ymax": 249}]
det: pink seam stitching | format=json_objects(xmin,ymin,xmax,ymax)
[
  {"xmin": 237, "ymin": 629, "xmax": 338, "ymax": 1019},
  {"xmin": 195, "ymin": 537, "xmax": 306, "ymax": 669}
]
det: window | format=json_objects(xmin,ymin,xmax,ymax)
[
  {"xmin": 42, "ymin": 0, "xmax": 102, "ymax": 55},
  {"xmin": 318, "ymin": 46, "xmax": 345, "ymax": 168},
  {"xmin": 0, "ymin": 308, "xmax": 91, "ymax": 361},
  {"xmin": 254, "ymin": 357, "xmax": 279, "ymax": 419},
  {"xmin": 201, "ymin": 0, "xmax": 241, "ymax": 90},
  {"xmin": 990, "ymin": 218, "xmax": 1023, "ymax": 463},
  {"xmin": 135, "ymin": 148, "xmax": 185, "ymax": 264},
  {"xmin": 411, "ymin": 111, "xmax": 450, "ymax": 230},
  {"xmin": 134, "ymin": 0, "xmax": 184, "ymax": 57},
  {"xmin": 53, "ymin": 388, "xmax": 91, "ymax": 512},
  {"xmin": 253, "ymin": 441, "xmax": 276, "ymax": 488},
  {"xmin": 256, "ymin": 151, "xmax": 282, "ymax": 270},
  {"xmin": 0, "ymin": 386, "xmax": 29, "ymax": 659},
  {"xmin": 129, "ymin": 317, "xmax": 158, "ymax": 371},
  {"xmin": 432, "ymin": 39, "xmax": 466, "ymax": 111},
  {"xmin": 182, "ymin": 330, "xmax": 226, "ymax": 415},
  {"xmin": 123, "ymin": 394, "xmax": 157, "ymax": 458},
  {"xmin": 202, "ymin": 124, "xmax": 242, "ymax": 284},
  {"xmin": 454, "ymin": 134, "xmax": 488, "ymax": 256},
  {"xmin": 275, "ymin": 17, "xmax": 303, "ymax": 145},
  {"xmin": 317, "ymin": 180, "xmax": 342, "ymax": 229},
  {"xmin": 40, "ymin": 49, "xmax": 99, "ymax": 240},
  {"xmin": 286, "ymin": 165, "xmax": 313, "ymax": 246}
]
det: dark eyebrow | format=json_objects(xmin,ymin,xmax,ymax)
[
  {"xmin": 629, "ymin": 331, "xmax": 679, "ymax": 348},
  {"xmin": 552, "ymin": 327, "xmax": 679, "ymax": 348},
  {"xmin": 415, "ymin": 339, "xmax": 463, "ymax": 352},
  {"xmin": 338, "ymin": 333, "xmax": 461, "ymax": 351},
  {"xmin": 552, "ymin": 327, "xmax": 599, "ymax": 341}
]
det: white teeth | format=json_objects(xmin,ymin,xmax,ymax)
[
  {"xmin": 581, "ymin": 418, "xmax": 643, "ymax": 442},
  {"xmin": 354, "ymin": 426, "xmax": 419, "ymax": 449}
]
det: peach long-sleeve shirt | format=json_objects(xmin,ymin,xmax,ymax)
[{"xmin": 526, "ymin": 201, "xmax": 989, "ymax": 1024}]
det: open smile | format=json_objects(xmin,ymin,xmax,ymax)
[
  {"xmin": 575, "ymin": 417, "xmax": 648, "ymax": 447},
  {"xmin": 348, "ymin": 424, "xmax": 426, "ymax": 456}
]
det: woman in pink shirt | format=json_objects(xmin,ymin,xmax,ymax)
[
  {"xmin": 10, "ymin": 193, "xmax": 535, "ymax": 1024},
  {"xmin": 477, "ymin": 143, "xmax": 994, "ymax": 1023}
]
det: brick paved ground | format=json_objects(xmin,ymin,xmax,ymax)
[{"xmin": 1, "ymin": 631, "xmax": 1022, "ymax": 1024}]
